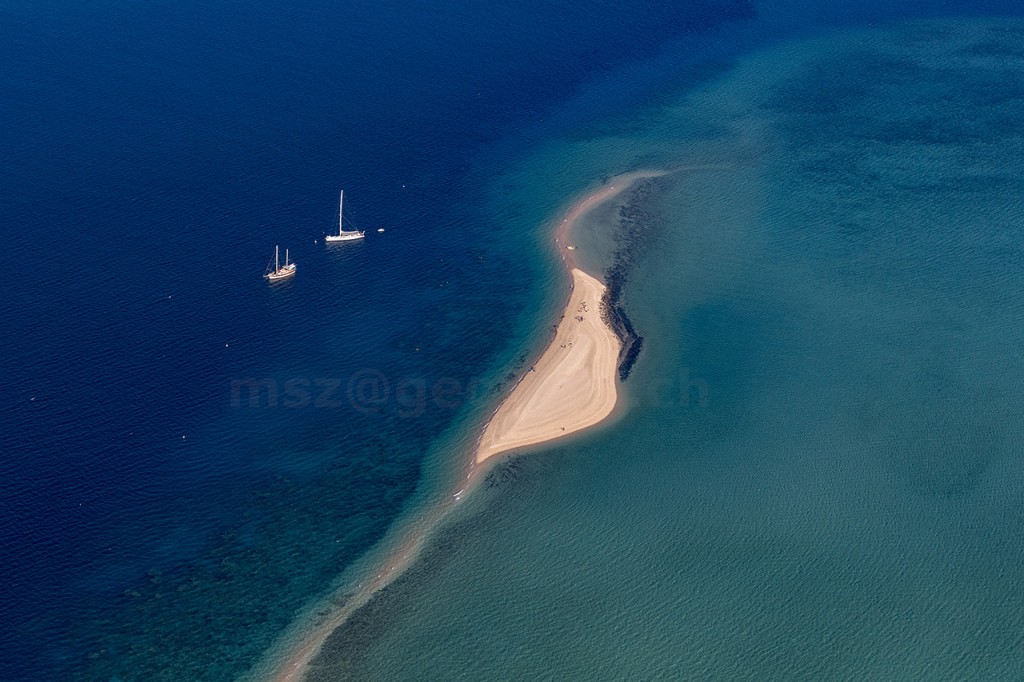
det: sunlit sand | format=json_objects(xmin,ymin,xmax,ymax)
[
  {"xmin": 475, "ymin": 170, "xmax": 664, "ymax": 462},
  {"xmin": 475, "ymin": 267, "xmax": 620, "ymax": 462}
]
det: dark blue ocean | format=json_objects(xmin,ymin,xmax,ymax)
[{"xmin": 2, "ymin": 0, "xmax": 1021, "ymax": 679}]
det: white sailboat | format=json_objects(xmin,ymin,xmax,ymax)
[
  {"xmin": 324, "ymin": 189, "xmax": 365, "ymax": 242},
  {"xmin": 264, "ymin": 245, "xmax": 296, "ymax": 281}
]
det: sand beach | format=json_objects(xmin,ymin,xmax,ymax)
[{"xmin": 475, "ymin": 267, "xmax": 620, "ymax": 462}]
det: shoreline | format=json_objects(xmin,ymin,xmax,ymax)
[
  {"xmin": 473, "ymin": 267, "xmax": 620, "ymax": 462},
  {"xmin": 257, "ymin": 170, "xmax": 662, "ymax": 682},
  {"xmin": 474, "ymin": 171, "xmax": 666, "ymax": 464}
]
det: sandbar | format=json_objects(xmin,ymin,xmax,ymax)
[
  {"xmin": 474, "ymin": 172, "xmax": 665, "ymax": 462},
  {"xmin": 475, "ymin": 267, "xmax": 620, "ymax": 462}
]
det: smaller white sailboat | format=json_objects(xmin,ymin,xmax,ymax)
[
  {"xmin": 264, "ymin": 245, "xmax": 296, "ymax": 282},
  {"xmin": 325, "ymin": 189, "xmax": 364, "ymax": 242}
]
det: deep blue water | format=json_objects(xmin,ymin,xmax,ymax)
[{"xmin": 0, "ymin": 0, "xmax": 756, "ymax": 679}]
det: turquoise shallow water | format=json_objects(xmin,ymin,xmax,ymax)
[{"xmin": 303, "ymin": 18, "xmax": 1024, "ymax": 680}]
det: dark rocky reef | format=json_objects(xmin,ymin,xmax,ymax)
[
  {"xmin": 599, "ymin": 178, "xmax": 664, "ymax": 381},
  {"xmin": 602, "ymin": 271, "xmax": 644, "ymax": 382}
]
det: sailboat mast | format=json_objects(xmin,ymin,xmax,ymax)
[
  {"xmin": 339, "ymin": 189, "xmax": 344, "ymax": 234},
  {"xmin": 275, "ymin": 245, "xmax": 280, "ymax": 272}
]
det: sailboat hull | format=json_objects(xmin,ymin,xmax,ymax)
[
  {"xmin": 325, "ymin": 232, "xmax": 364, "ymax": 242},
  {"xmin": 265, "ymin": 264, "xmax": 297, "ymax": 281}
]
